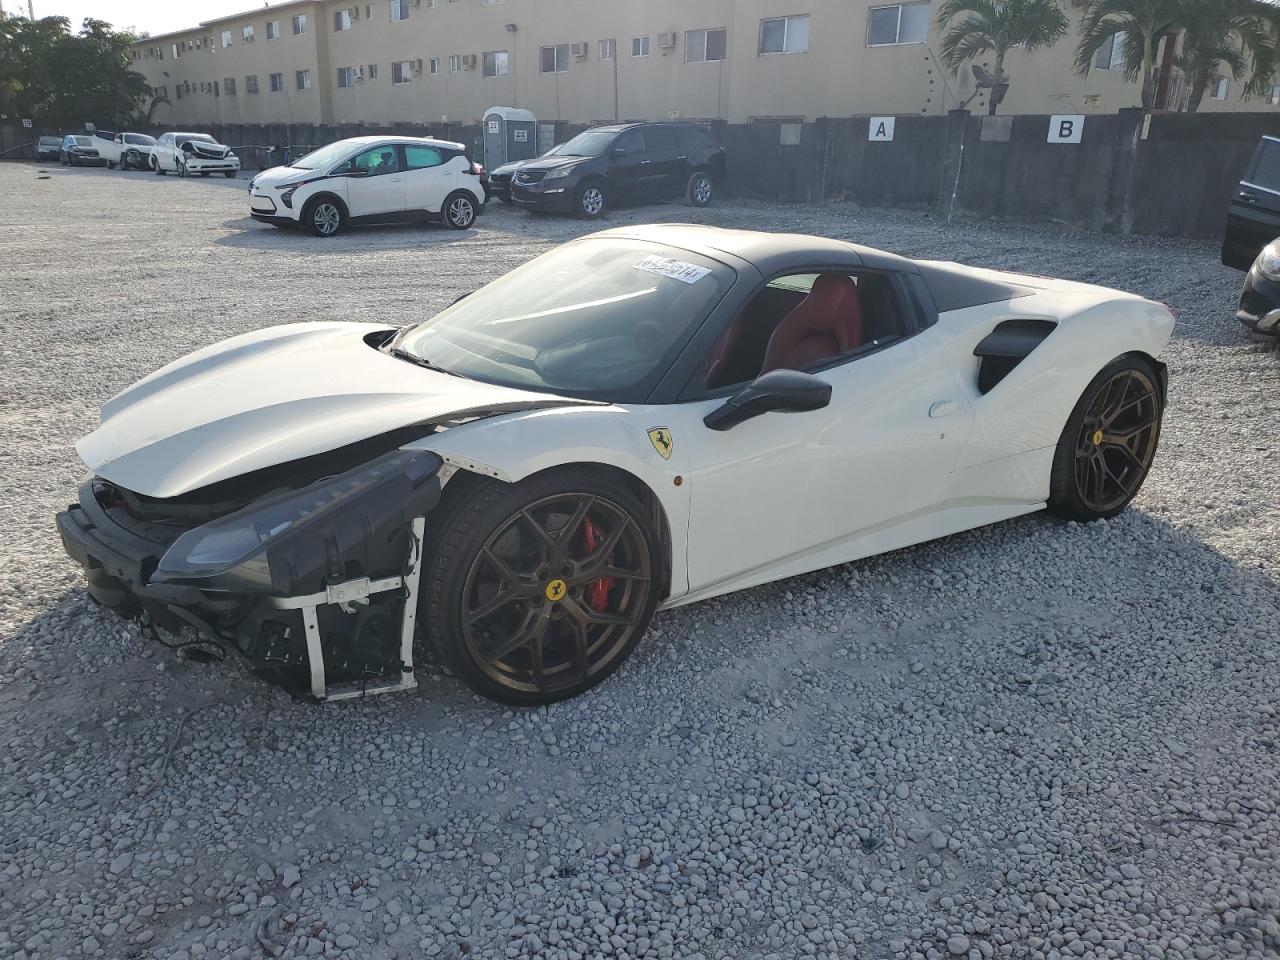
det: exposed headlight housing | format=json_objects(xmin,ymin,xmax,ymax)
[
  {"xmin": 545, "ymin": 164, "xmax": 579, "ymax": 180},
  {"xmin": 152, "ymin": 450, "xmax": 443, "ymax": 594},
  {"xmin": 1258, "ymin": 240, "xmax": 1280, "ymax": 282}
]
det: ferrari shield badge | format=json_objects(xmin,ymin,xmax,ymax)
[{"xmin": 647, "ymin": 427, "xmax": 674, "ymax": 461}]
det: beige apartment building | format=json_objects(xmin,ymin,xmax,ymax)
[{"xmin": 130, "ymin": 0, "xmax": 1277, "ymax": 131}]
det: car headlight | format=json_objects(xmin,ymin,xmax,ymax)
[
  {"xmin": 152, "ymin": 450, "xmax": 442, "ymax": 593},
  {"xmin": 545, "ymin": 164, "xmax": 578, "ymax": 180},
  {"xmin": 1258, "ymin": 241, "xmax": 1280, "ymax": 282}
]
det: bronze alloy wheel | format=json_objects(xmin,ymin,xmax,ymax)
[
  {"xmin": 1071, "ymin": 367, "xmax": 1161, "ymax": 514},
  {"xmin": 459, "ymin": 492, "xmax": 651, "ymax": 698}
]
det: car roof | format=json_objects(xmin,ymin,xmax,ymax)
[
  {"xmin": 323, "ymin": 135, "xmax": 465, "ymax": 150},
  {"xmin": 588, "ymin": 224, "xmax": 917, "ymax": 275}
]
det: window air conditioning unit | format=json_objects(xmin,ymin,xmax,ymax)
[
  {"xmin": 354, "ymin": 65, "xmax": 365, "ymax": 80},
  {"xmin": 462, "ymin": 53, "xmax": 478, "ymax": 69},
  {"xmin": 412, "ymin": 58, "xmax": 425, "ymax": 73},
  {"xmin": 658, "ymin": 32, "xmax": 676, "ymax": 50},
  {"xmin": 350, "ymin": 6, "xmax": 360, "ymax": 20},
  {"xmin": 571, "ymin": 42, "xmax": 589, "ymax": 59}
]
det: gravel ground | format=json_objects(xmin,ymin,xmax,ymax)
[{"xmin": 1, "ymin": 162, "xmax": 1278, "ymax": 960}]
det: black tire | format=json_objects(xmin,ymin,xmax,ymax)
[
  {"xmin": 177, "ymin": 159, "xmax": 188, "ymax": 178},
  {"xmin": 1048, "ymin": 355, "xmax": 1164, "ymax": 522},
  {"xmin": 107, "ymin": 161, "xmax": 116, "ymax": 170},
  {"xmin": 498, "ymin": 195, "xmax": 512, "ymax": 204},
  {"xmin": 686, "ymin": 170, "xmax": 714, "ymax": 207},
  {"xmin": 575, "ymin": 180, "xmax": 607, "ymax": 219},
  {"xmin": 442, "ymin": 190, "xmax": 478, "ymax": 230},
  {"xmin": 200, "ymin": 171, "xmax": 210, "ymax": 177},
  {"xmin": 303, "ymin": 196, "xmax": 345, "ymax": 237},
  {"xmin": 422, "ymin": 468, "xmax": 661, "ymax": 706},
  {"xmin": 223, "ymin": 171, "xmax": 236, "ymax": 179}
]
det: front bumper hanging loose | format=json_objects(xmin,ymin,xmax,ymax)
[{"xmin": 56, "ymin": 451, "xmax": 446, "ymax": 701}]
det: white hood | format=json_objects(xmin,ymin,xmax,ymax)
[
  {"xmin": 251, "ymin": 165, "xmax": 313, "ymax": 188},
  {"xmin": 77, "ymin": 322, "xmax": 583, "ymax": 499}
]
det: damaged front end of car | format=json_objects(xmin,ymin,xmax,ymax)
[{"xmin": 57, "ymin": 441, "xmax": 447, "ymax": 701}]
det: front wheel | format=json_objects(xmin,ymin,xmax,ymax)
[
  {"xmin": 177, "ymin": 159, "xmax": 188, "ymax": 178},
  {"xmin": 304, "ymin": 197, "xmax": 345, "ymax": 237},
  {"xmin": 686, "ymin": 171, "xmax": 714, "ymax": 207},
  {"xmin": 1048, "ymin": 356, "xmax": 1164, "ymax": 521},
  {"xmin": 422, "ymin": 469, "xmax": 661, "ymax": 705},
  {"xmin": 576, "ymin": 181, "xmax": 606, "ymax": 219},
  {"xmin": 443, "ymin": 191, "xmax": 478, "ymax": 230}
]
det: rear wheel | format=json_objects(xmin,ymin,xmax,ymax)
[
  {"xmin": 1048, "ymin": 356, "xmax": 1163, "ymax": 521},
  {"xmin": 304, "ymin": 197, "xmax": 345, "ymax": 237},
  {"xmin": 423, "ymin": 469, "xmax": 660, "ymax": 705},
  {"xmin": 223, "ymin": 171, "xmax": 236, "ymax": 179},
  {"xmin": 576, "ymin": 181, "xmax": 606, "ymax": 219},
  {"xmin": 443, "ymin": 191, "xmax": 478, "ymax": 230},
  {"xmin": 686, "ymin": 171, "xmax": 714, "ymax": 207}
]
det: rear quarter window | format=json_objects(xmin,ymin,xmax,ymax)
[{"xmin": 1251, "ymin": 139, "xmax": 1280, "ymax": 192}]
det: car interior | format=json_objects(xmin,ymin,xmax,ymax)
[{"xmin": 705, "ymin": 271, "xmax": 909, "ymax": 390}]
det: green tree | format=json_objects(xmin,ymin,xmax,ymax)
[
  {"xmin": 1176, "ymin": 0, "xmax": 1274, "ymax": 111},
  {"xmin": 0, "ymin": 13, "xmax": 148, "ymax": 128},
  {"xmin": 1074, "ymin": 0, "xmax": 1185, "ymax": 110},
  {"xmin": 937, "ymin": 0, "xmax": 1071, "ymax": 114}
]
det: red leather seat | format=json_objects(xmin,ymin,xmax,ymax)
[{"xmin": 760, "ymin": 274, "xmax": 863, "ymax": 374}]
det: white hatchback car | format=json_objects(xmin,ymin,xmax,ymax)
[
  {"xmin": 151, "ymin": 132, "xmax": 241, "ymax": 178},
  {"xmin": 248, "ymin": 136, "xmax": 486, "ymax": 237}
]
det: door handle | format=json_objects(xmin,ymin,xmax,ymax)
[
  {"xmin": 390, "ymin": 177, "xmax": 402, "ymax": 182},
  {"xmin": 929, "ymin": 401, "xmax": 958, "ymax": 419},
  {"xmin": 1240, "ymin": 192, "xmax": 1259, "ymax": 203}
]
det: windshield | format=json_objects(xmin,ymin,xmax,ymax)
[
  {"xmin": 175, "ymin": 134, "xmax": 216, "ymax": 146},
  {"xmin": 391, "ymin": 239, "xmax": 733, "ymax": 399},
  {"xmin": 40, "ymin": 137, "xmax": 61, "ymax": 146},
  {"xmin": 292, "ymin": 140, "xmax": 364, "ymax": 170},
  {"xmin": 555, "ymin": 129, "xmax": 620, "ymax": 158},
  {"xmin": 69, "ymin": 137, "xmax": 92, "ymax": 146},
  {"xmin": 125, "ymin": 134, "xmax": 156, "ymax": 145}
]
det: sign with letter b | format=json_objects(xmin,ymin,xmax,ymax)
[{"xmin": 1048, "ymin": 115, "xmax": 1084, "ymax": 144}]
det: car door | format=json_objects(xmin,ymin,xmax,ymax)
[
  {"xmin": 156, "ymin": 134, "xmax": 174, "ymax": 169},
  {"xmin": 667, "ymin": 270, "xmax": 975, "ymax": 596},
  {"xmin": 335, "ymin": 144, "xmax": 407, "ymax": 218},
  {"xmin": 604, "ymin": 129, "xmax": 649, "ymax": 201},
  {"xmin": 1224, "ymin": 136, "xmax": 1280, "ymax": 269},
  {"xmin": 403, "ymin": 144, "xmax": 454, "ymax": 214},
  {"xmin": 641, "ymin": 125, "xmax": 688, "ymax": 199}
]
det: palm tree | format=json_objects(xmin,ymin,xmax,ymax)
[
  {"xmin": 1074, "ymin": 0, "xmax": 1184, "ymax": 110},
  {"xmin": 1176, "ymin": 25, "xmax": 1249, "ymax": 111},
  {"xmin": 937, "ymin": 0, "xmax": 1071, "ymax": 114},
  {"xmin": 1177, "ymin": 0, "xmax": 1275, "ymax": 110}
]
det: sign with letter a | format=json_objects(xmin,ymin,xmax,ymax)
[
  {"xmin": 1048, "ymin": 115, "xmax": 1084, "ymax": 144},
  {"xmin": 868, "ymin": 117, "xmax": 896, "ymax": 142}
]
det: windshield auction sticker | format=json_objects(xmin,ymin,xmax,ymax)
[{"xmin": 632, "ymin": 255, "xmax": 712, "ymax": 285}]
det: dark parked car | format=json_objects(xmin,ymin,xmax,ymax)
[
  {"xmin": 36, "ymin": 136, "xmax": 62, "ymax": 162},
  {"xmin": 1222, "ymin": 135, "xmax": 1280, "ymax": 271},
  {"xmin": 60, "ymin": 135, "xmax": 107, "ymax": 167},
  {"xmin": 488, "ymin": 143, "xmax": 565, "ymax": 203},
  {"xmin": 509, "ymin": 122, "xmax": 726, "ymax": 218}
]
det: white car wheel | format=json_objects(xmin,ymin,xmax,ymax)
[{"xmin": 445, "ymin": 193, "xmax": 477, "ymax": 230}]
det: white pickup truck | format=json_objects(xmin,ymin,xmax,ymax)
[{"xmin": 93, "ymin": 132, "xmax": 158, "ymax": 171}]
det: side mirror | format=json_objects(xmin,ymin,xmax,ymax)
[{"xmin": 703, "ymin": 369, "xmax": 832, "ymax": 432}]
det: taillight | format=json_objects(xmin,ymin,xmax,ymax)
[{"xmin": 470, "ymin": 161, "xmax": 484, "ymax": 176}]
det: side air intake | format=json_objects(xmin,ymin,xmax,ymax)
[{"xmin": 973, "ymin": 319, "xmax": 1056, "ymax": 394}]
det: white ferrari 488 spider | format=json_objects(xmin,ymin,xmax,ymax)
[{"xmin": 58, "ymin": 225, "xmax": 1173, "ymax": 704}]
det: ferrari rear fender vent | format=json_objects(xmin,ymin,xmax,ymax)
[{"xmin": 973, "ymin": 319, "xmax": 1056, "ymax": 395}]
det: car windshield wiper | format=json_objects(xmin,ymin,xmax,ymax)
[{"xmin": 387, "ymin": 345, "xmax": 460, "ymax": 378}]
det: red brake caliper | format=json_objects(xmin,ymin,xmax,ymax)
[{"xmin": 580, "ymin": 516, "xmax": 615, "ymax": 613}]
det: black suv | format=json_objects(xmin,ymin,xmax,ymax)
[
  {"xmin": 1223, "ymin": 135, "xmax": 1280, "ymax": 271},
  {"xmin": 509, "ymin": 122, "xmax": 726, "ymax": 218}
]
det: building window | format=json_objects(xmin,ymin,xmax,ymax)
[
  {"xmin": 242, "ymin": 24, "xmax": 254, "ymax": 43},
  {"xmin": 270, "ymin": 72, "xmax": 284, "ymax": 92},
  {"xmin": 391, "ymin": 0, "xmax": 410, "ymax": 22},
  {"xmin": 1093, "ymin": 31, "xmax": 1127, "ymax": 70},
  {"xmin": 246, "ymin": 74, "xmax": 259, "ymax": 94},
  {"xmin": 292, "ymin": 14, "xmax": 308, "ymax": 35},
  {"xmin": 296, "ymin": 69, "xmax": 312, "ymax": 90},
  {"xmin": 266, "ymin": 19, "xmax": 280, "ymax": 40},
  {"xmin": 393, "ymin": 59, "xmax": 414, "ymax": 83},
  {"xmin": 760, "ymin": 15, "xmax": 809, "ymax": 54},
  {"xmin": 685, "ymin": 28, "xmax": 727, "ymax": 63},
  {"xmin": 1268, "ymin": 83, "xmax": 1280, "ymax": 106},
  {"xmin": 867, "ymin": 3, "xmax": 930, "ymax": 46},
  {"xmin": 631, "ymin": 35, "xmax": 649, "ymax": 57},
  {"xmin": 540, "ymin": 44, "xmax": 569, "ymax": 73},
  {"xmin": 334, "ymin": 9, "xmax": 352, "ymax": 31},
  {"xmin": 224, "ymin": 77, "xmax": 237, "ymax": 96},
  {"xmin": 429, "ymin": 57, "xmax": 440, "ymax": 74},
  {"xmin": 1211, "ymin": 76, "xmax": 1230, "ymax": 100},
  {"xmin": 483, "ymin": 50, "xmax": 509, "ymax": 77},
  {"xmin": 449, "ymin": 54, "xmax": 463, "ymax": 72},
  {"xmin": 599, "ymin": 38, "xmax": 616, "ymax": 61},
  {"xmin": 368, "ymin": 63, "xmax": 379, "ymax": 79},
  {"xmin": 221, "ymin": 29, "xmax": 233, "ymax": 47},
  {"xmin": 337, "ymin": 66, "xmax": 355, "ymax": 87}
]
